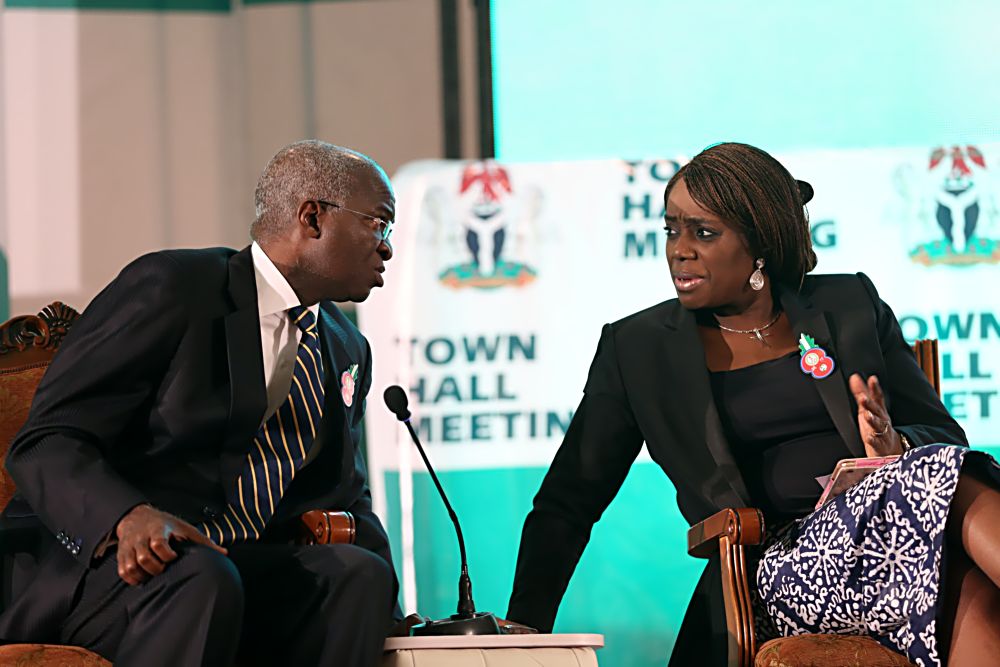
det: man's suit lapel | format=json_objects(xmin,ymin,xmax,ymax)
[
  {"xmin": 220, "ymin": 247, "xmax": 267, "ymax": 498},
  {"xmin": 779, "ymin": 286, "xmax": 866, "ymax": 458},
  {"xmin": 319, "ymin": 306, "xmax": 352, "ymax": 411},
  {"xmin": 317, "ymin": 306, "xmax": 354, "ymax": 476},
  {"xmin": 661, "ymin": 305, "xmax": 752, "ymax": 508}
]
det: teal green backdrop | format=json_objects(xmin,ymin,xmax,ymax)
[
  {"xmin": 385, "ymin": 464, "xmax": 701, "ymax": 667},
  {"xmin": 491, "ymin": 0, "xmax": 1000, "ymax": 162}
]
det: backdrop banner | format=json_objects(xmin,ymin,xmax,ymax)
[{"xmin": 358, "ymin": 145, "xmax": 999, "ymax": 666}]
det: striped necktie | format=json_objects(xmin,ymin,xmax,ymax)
[{"xmin": 202, "ymin": 305, "xmax": 325, "ymax": 545}]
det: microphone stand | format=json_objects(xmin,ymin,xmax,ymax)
[{"xmin": 396, "ymin": 418, "xmax": 500, "ymax": 636}]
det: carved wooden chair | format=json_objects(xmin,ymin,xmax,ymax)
[
  {"xmin": 0, "ymin": 303, "xmax": 110, "ymax": 665},
  {"xmin": 687, "ymin": 340, "xmax": 941, "ymax": 667}
]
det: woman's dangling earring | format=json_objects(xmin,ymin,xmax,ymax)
[{"xmin": 749, "ymin": 258, "xmax": 766, "ymax": 291}]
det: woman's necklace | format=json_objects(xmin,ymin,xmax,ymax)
[{"xmin": 715, "ymin": 311, "xmax": 782, "ymax": 345}]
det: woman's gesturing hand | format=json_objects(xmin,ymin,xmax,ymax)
[{"xmin": 849, "ymin": 373, "xmax": 903, "ymax": 458}]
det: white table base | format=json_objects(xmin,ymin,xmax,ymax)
[{"xmin": 382, "ymin": 633, "xmax": 604, "ymax": 667}]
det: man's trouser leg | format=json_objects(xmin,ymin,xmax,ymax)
[
  {"xmin": 60, "ymin": 544, "xmax": 244, "ymax": 667},
  {"xmin": 230, "ymin": 542, "xmax": 395, "ymax": 667}
]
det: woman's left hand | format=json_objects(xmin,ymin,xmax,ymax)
[{"xmin": 849, "ymin": 373, "xmax": 903, "ymax": 457}]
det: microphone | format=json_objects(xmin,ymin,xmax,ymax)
[{"xmin": 383, "ymin": 385, "xmax": 500, "ymax": 636}]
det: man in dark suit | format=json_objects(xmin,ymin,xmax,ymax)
[{"xmin": 0, "ymin": 140, "xmax": 398, "ymax": 666}]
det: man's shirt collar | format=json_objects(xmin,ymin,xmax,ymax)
[{"xmin": 251, "ymin": 241, "xmax": 320, "ymax": 319}]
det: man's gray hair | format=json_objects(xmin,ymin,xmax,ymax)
[{"xmin": 251, "ymin": 140, "xmax": 383, "ymax": 241}]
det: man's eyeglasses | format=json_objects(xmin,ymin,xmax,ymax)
[{"xmin": 317, "ymin": 200, "xmax": 394, "ymax": 243}]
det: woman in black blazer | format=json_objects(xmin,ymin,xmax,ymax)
[{"xmin": 506, "ymin": 143, "xmax": 1000, "ymax": 666}]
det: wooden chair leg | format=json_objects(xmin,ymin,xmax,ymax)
[{"xmin": 720, "ymin": 537, "xmax": 756, "ymax": 667}]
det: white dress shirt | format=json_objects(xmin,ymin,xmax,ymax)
[{"xmin": 251, "ymin": 242, "xmax": 321, "ymax": 423}]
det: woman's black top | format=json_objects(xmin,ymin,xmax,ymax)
[{"xmin": 709, "ymin": 352, "xmax": 853, "ymax": 523}]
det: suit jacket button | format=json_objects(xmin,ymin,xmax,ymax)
[
  {"xmin": 202, "ymin": 506, "xmax": 218, "ymax": 519},
  {"xmin": 71, "ymin": 545, "xmax": 80, "ymax": 555},
  {"xmin": 56, "ymin": 531, "xmax": 66, "ymax": 540}
]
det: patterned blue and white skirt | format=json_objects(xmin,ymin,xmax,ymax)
[{"xmin": 756, "ymin": 444, "xmax": 997, "ymax": 667}]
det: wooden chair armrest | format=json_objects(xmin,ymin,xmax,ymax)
[
  {"xmin": 687, "ymin": 508, "xmax": 765, "ymax": 558},
  {"xmin": 298, "ymin": 510, "xmax": 356, "ymax": 545}
]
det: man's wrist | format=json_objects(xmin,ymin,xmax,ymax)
[{"xmin": 115, "ymin": 502, "xmax": 154, "ymax": 537}]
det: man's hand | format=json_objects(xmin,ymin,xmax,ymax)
[{"xmin": 115, "ymin": 504, "xmax": 227, "ymax": 586}]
